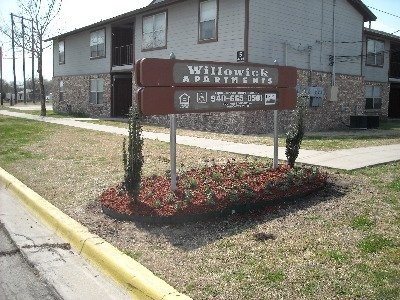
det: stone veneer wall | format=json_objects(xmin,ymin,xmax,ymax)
[
  {"xmin": 133, "ymin": 68, "xmax": 389, "ymax": 134},
  {"xmin": 52, "ymin": 69, "xmax": 388, "ymax": 134},
  {"xmin": 52, "ymin": 74, "xmax": 111, "ymax": 118},
  {"xmin": 295, "ymin": 69, "xmax": 365, "ymax": 132}
]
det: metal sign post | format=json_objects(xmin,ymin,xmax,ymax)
[
  {"xmin": 169, "ymin": 52, "xmax": 177, "ymax": 191},
  {"xmin": 273, "ymin": 110, "xmax": 279, "ymax": 169},
  {"xmin": 170, "ymin": 113, "xmax": 177, "ymax": 191}
]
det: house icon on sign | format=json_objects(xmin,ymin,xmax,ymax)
[{"xmin": 179, "ymin": 93, "xmax": 190, "ymax": 109}]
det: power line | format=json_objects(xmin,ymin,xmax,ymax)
[
  {"xmin": 3, "ymin": 56, "xmax": 34, "ymax": 60},
  {"xmin": 366, "ymin": 5, "xmax": 400, "ymax": 19},
  {"xmin": 317, "ymin": 40, "xmax": 364, "ymax": 44},
  {"xmin": 366, "ymin": 6, "xmax": 400, "ymax": 35}
]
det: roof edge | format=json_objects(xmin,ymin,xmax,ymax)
[
  {"xmin": 364, "ymin": 27, "xmax": 400, "ymax": 42},
  {"xmin": 347, "ymin": 0, "xmax": 376, "ymax": 22},
  {"xmin": 46, "ymin": 0, "xmax": 377, "ymax": 42},
  {"xmin": 45, "ymin": 0, "xmax": 182, "ymax": 42}
]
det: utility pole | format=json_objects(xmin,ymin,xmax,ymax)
[
  {"xmin": 0, "ymin": 46, "xmax": 3, "ymax": 106},
  {"xmin": 10, "ymin": 13, "xmax": 35, "ymax": 104},
  {"xmin": 31, "ymin": 18, "xmax": 35, "ymax": 103},
  {"xmin": 11, "ymin": 13, "xmax": 17, "ymax": 106},
  {"xmin": 22, "ymin": 16, "xmax": 27, "ymax": 104}
]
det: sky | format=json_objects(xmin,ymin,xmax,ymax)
[
  {"xmin": 0, "ymin": 0, "xmax": 152, "ymax": 83},
  {"xmin": 0, "ymin": 0, "xmax": 399, "ymax": 83},
  {"xmin": 362, "ymin": 0, "xmax": 400, "ymax": 34}
]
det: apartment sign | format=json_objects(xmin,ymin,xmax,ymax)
[
  {"xmin": 137, "ymin": 87, "xmax": 297, "ymax": 115},
  {"xmin": 137, "ymin": 58, "xmax": 296, "ymax": 88},
  {"xmin": 172, "ymin": 63, "xmax": 278, "ymax": 86},
  {"xmin": 136, "ymin": 58, "xmax": 297, "ymax": 115}
]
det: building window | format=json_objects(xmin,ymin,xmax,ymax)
[
  {"xmin": 142, "ymin": 11, "xmax": 167, "ymax": 50},
  {"xmin": 58, "ymin": 41, "xmax": 65, "ymax": 64},
  {"xmin": 90, "ymin": 29, "xmax": 106, "ymax": 58},
  {"xmin": 366, "ymin": 39, "xmax": 384, "ymax": 67},
  {"xmin": 199, "ymin": 0, "xmax": 218, "ymax": 42},
  {"xmin": 89, "ymin": 78, "xmax": 104, "ymax": 104},
  {"xmin": 365, "ymin": 85, "xmax": 382, "ymax": 110},
  {"xmin": 59, "ymin": 80, "xmax": 64, "ymax": 102}
]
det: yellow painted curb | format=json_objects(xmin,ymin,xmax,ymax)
[{"xmin": 0, "ymin": 167, "xmax": 192, "ymax": 300}]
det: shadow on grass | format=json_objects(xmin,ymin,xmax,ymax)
[{"xmin": 134, "ymin": 181, "xmax": 347, "ymax": 251}]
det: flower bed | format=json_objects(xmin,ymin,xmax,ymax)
[{"xmin": 100, "ymin": 162, "xmax": 327, "ymax": 224}]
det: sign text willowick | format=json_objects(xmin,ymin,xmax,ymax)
[{"xmin": 173, "ymin": 63, "xmax": 278, "ymax": 85}]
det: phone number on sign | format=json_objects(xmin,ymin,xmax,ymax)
[{"xmin": 210, "ymin": 93, "xmax": 276, "ymax": 103}]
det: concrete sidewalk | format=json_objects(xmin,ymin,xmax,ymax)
[
  {"xmin": 1, "ymin": 109, "xmax": 399, "ymax": 170},
  {"xmin": 0, "ymin": 104, "xmax": 53, "ymax": 111}
]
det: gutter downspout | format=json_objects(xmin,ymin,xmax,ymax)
[
  {"xmin": 332, "ymin": 0, "xmax": 336, "ymax": 86},
  {"xmin": 244, "ymin": 0, "xmax": 249, "ymax": 63},
  {"xmin": 284, "ymin": 42, "xmax": 288, "ymax": 66}
]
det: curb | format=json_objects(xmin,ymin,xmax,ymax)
[{"xmin": 0, "ymin": 167, "xmax": 192, "ymax": 300}]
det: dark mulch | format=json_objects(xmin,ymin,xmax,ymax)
[{"xmin": 100, "ymin": 162, "xmax": 327, "ymax": 224}]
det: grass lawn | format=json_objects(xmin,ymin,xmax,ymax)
[{"xmin": 0, "ymin": 115, "xmax": 399, "ymax": 300}]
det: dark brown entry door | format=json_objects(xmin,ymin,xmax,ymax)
[
  {"xmin": 389, "ymin": 83, "xmax": 400, "ymax": 118},
  {"xmin": 112, "ymin": 74, "xmax": 132, "ymax": 117}
]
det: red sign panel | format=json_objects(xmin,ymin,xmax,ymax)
[
  {"xmin": 139, "ymin": 87, "xmax": 296, "ymax": 116},
  {"xmin": 136, "ymin": 58, "xmax": 297, "ymax": 88},
  {"xmin": 135, "ymin": 58, "xmax": 297, "ymax": 115}
]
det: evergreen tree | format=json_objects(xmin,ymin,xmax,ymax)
[
  {"xmin": 285, "ymin": 96, "xmax": 307, "ymax": 168},
  {"xmin": 123, "ymin": 106, "xmax": 144, "ymax": 201}
]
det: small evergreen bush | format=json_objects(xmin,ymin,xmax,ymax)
[
  {"xmin": 122, "ymin": 106, "xmax": 144, "ymax": 201},
  {"xmin": 285, "ymin": 95, "xmax": 307, "ymax": 168}
]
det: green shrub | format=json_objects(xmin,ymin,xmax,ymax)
[
  {"xmin": 285, "ymin": 99, "xmax": 306, "ymax": 168},
  {"xmin": 123, "ymin": 106, "xmax": 144, "ymax": 202}
]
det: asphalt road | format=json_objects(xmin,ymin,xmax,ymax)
[{"xmin": 0, "ymin": 224, "xmax": 60, "ymax": 300}]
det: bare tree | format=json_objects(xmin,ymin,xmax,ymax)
[{"xmin": 1, "ymin": 0, "xmax": 62, "ymax": 116}]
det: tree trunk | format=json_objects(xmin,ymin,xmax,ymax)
[{"xmin": 37, "ymin": 30, "xmax": 46, "ymax": 117}]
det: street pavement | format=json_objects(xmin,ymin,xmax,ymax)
[
  {"xmin": 0, "ymin": 187, "xmax": 131, "ymax": 300},
  {"xmin": 0, "ymin": 223, "xmax": 60, "ymax": 299},
  {"xmin": 1, "ymin": 108, "xmax": 400, "ymax": 170}
]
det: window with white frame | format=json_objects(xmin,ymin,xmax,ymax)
[
  {"xmin": 142, "ymin": 11, "xmax": 167, "ymax": 50},
  {"xmin": 199, "ymin": 0, "xmax": 218, "ymax": 42},
  {"xmin": 365, "ymin": 85, "xmax": 382, "ymax": 110},
  {"xmin": 366, "ymin": 39, "xmax": 384, "ymax": 67},
  {"xmin": 58, "ymin": 40, "xmax": 65, "ymax": 64},
  {"xmin": 90, "ymin": 29, "xmax": 105, "ymax": 58},
  {"xmin": 89, "ymin": 78, "xmax": 104, "ymax": 104}
]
